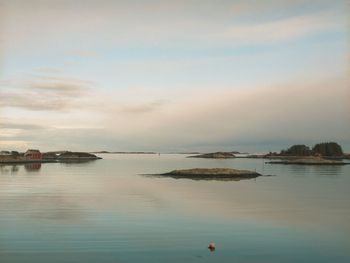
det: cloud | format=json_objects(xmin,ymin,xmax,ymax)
[
  {"xmin": 122, "ymin": 100, "xmax": 165, "ymax": 114},
  {"xmin": 220, "ymin": 12, "xmax": 341, "ymax": 45},
  {"xmin": 1, "ymin": 73, "xmax": 349, "ymax": 152},
  {"xmin": 0, "ymin": 121, "xmax": 45, "ymax": 130},
  {"xmin": 0, "ymin": 93, "xmax": 68, "ymax": 111},
  {"xmin": 0, "ymin": 1, "xmax": 348, "ymax": 152},
  {"xmin": 34, "ymin": 67, "xmax": 63, "ymax": 74},
  {"xmin": 99, "ymin": 75, "xmax": 350, "ymax": 151},
  {"xmin": 28, "ymin": 77, "xmax": 90, "ymax": 94},
  {"xmin": 0, "ymin": 0, "xmax": 346, "ymax": 54},
  {"xmin": 0, "ymin": 140, "xmax": 29, "ymax": 150},
  {"xmin": 0, "ymin": 119, "xmax": 48, "ymax": 143},
  {"xmin": 0, "ymin": 77, "xmax": 93, "ymax": 111}
]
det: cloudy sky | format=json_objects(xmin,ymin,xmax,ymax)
[{"xmin": 0, "ymin": 0, "xmax": 349, "ymax": 152}]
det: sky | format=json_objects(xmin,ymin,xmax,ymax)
[{"xmin": 0, "ymin": 0, "xmax": 349, "ymax": 153}]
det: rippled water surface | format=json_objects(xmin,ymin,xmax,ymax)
[{"xmin": 1, "ymin": 154, "xmax": 349, "ymax": 262}]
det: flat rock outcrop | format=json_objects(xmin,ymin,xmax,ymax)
[
  {"xmin": 57, "ymin": 151, "xmax": 101, "ymax": 160},
  {"xmin": 188, "ymin": 152, "xmax": 236, "ymax": 159},
  {"xmin": 157, "ymin": 168, "xmax": 261, "ymax": 181},
  {"xmin": 0, "ymin": 151, "xmax": 102, "ymax": 164}
]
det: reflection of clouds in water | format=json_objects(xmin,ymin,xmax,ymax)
[
  {"xmin": 0, "ymin": 194, "xmax": 84, "ymax": 222},
  {"xmin": 0, "ymin": 157, "xmax": 349, "ymax": 229},
  {"xmin": 126, "ymin": 188, "xmax": 169, "ymax": 211},
  {"xmin": 138, "ymin": 176, "xmax": 350, "ymax": 228}
]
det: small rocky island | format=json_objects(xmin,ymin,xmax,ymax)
[
  {"xmin": 0, "ymin": 149, "xmax": 102, "ymax": 164},
  {"xmin": 265, "ymin": 142, "xmax": 350, "ymax": 165},
  {"xmin": 157, "ymin": 168, "xmax": 261, "ymax": 181},
  {"xmin": 188, "ymin": 152, "xmax": 236, "ymax": 159},
  {"xmin": 44, "ymin": 151, "xmax": 102, "ymax": 161}
]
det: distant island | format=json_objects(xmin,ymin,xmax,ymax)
[
  {"xmin": 1, "ymin": 142, "xmax": 348, "ymax": 166},
  {"xmin": 265, "ymin": 142, "xmax": 350, "ymax": 165},
  {"xmin": 182, "ymin": 142, "xmax": 349, "ymax": 164},
  {"xmin": 266, "ymin": 142, "xmax": 345, "ymax": 158},
  {"xmin": 188, "ymin": 152, "xmax": 238, "ymax": 159},
  {"xmin": 0, "ymin": 149, "xmax": 102, "ymax": 164},
  {"xmin": 91, "ymin": 151, "xmax": 156, "ymax": 154}
]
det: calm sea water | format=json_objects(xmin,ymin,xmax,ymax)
[{"xmin": 0, "ymin": 154, "xmax": 349, "ymax": 263}]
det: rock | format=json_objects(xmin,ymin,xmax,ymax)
[
  {"xmin": 158, "ymin": 168, "xmax": 261, "ymax": 180},
  {"xmin": 188, "ymin": 152, "xmax": 236, "ymax": 159},
  {"xmin": 56, "ymin": 151, "xmax": 101, "ymax": 160}
]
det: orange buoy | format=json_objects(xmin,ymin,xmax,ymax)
[{"xmin": 208, "ymin": 242, "xmax": 216, "ymax": 251}]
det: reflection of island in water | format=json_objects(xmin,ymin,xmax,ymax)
[
  {"xmin": 1, "ymin": 159, "xmax": 98, "ymax": 174},
  {"xmin": 25, "ymin": 163, "xmax": 42, "ymax": 171},
  {"xmin": 58, "ymin": 159, "xmax": 99, "ymax": 168},
  {"xmin": 0, "ymin": 164, "xmax": 20, "ymax": 175},
  {"xmin": 0, "ymin": 164, "xmax": 41, "ymax": 174}
]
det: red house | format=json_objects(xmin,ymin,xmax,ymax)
[{"xmin": 24, "ymin": 149, "xmax": 42, "ymax": 160}]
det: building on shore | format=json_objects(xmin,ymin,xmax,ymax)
[{"xmin": 24, "ymin": 149, "xmax": 42, "ymax": 160}]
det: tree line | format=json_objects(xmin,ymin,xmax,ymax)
[{"xmin": 279, "ymin": 142, "xmax": 344, "ymax": 157}]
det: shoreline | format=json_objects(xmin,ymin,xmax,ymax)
[{"xmin": 0, "ymin": 157, "xmax": 102, "ymax": 164}]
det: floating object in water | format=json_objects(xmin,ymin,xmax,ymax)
[{"xmin": 208, "ymin": 242, "xmax": 216, "ymax": 251}]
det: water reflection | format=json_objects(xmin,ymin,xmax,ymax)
[
  {"xmin": 145, "ymin": 174, "xmax": 260, "ymax": 181},
  {"xmin": 25, "ymin": 163, "xmax": 42, "ymax": 172},
  {"xmin": 0, "ymin": 164, "xmax": 41, "ymax": 174},
  {"xmin": 0, "ymin": 155, "xmax": 349, "ymax": 263},
  {"xmin": 311, "ymin": 165, "xmax": 343, "ymax": 177},
  {"xmin": 0, "ymin": 160, "xmax": 98, "ymax": 175},
  {"xmin": 56, "ymin": 159, "xmax": 99, "ymax": 169},
  {"xmin": 0, "ymin": 164, "xmax": 20, "ymax": 175}
]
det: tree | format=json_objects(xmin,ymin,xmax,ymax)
[
  {"xmin": 10, "ymin": 151, "xmax": 20, "ymax": 157},
  {"xmin": 312, "ymin": 142, "xmax": 343, "ymax": 156},
  {"xmin": 280, "ymin": 145, "xmax": 312, "ymax": 156}
]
